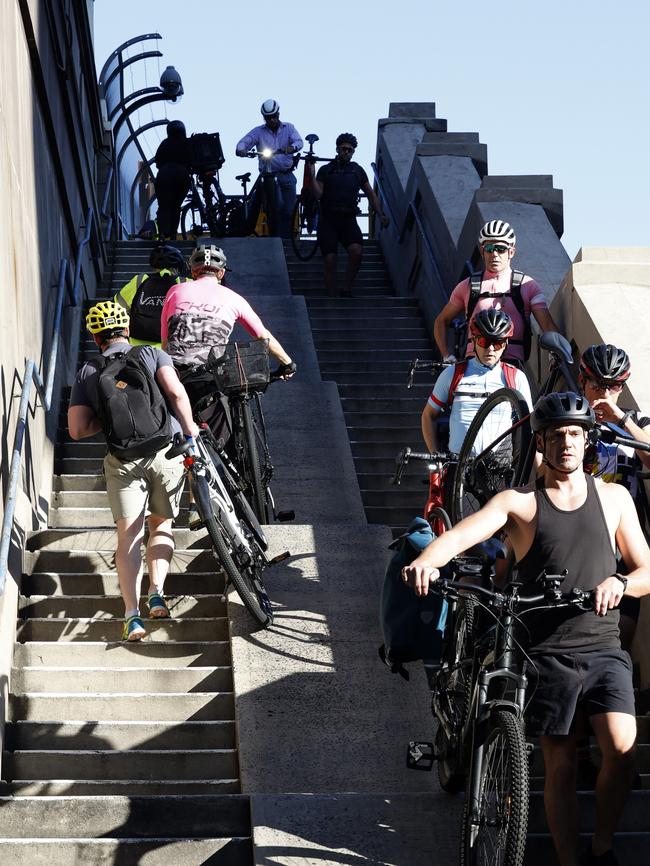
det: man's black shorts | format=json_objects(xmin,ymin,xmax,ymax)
[
  {"xmin": 525, "ymin": 647, "xmax": 635, "ymax": 736},
  {"xmin": 318, "ymin": 211, "xmax": 363, "ymax": 255}
]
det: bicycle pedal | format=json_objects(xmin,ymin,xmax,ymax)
[
  {"xmin": 268, "ymin": 550, "xmax": 290, "ymax": 565},
  {"xmin": 406, "ymin": 740, "xmax": 435, "ymax": 771},
  {"xmin": 275, "ymin": 510, "xmax": 295, "ymax": 522}
]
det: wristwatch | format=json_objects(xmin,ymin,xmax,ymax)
[{"xmin": 613, "ymin": 573, "xmax": 628, "ymax": 591}]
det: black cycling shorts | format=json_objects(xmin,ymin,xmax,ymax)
[
  {"xmin": 317, "ymin": 212, "xmax": 363, "ymax": 255},
  {"xmin": 525, "ymin": 647, "xmax": 635, "ymax": 737}
]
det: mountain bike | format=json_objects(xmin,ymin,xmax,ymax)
[
  {"xmin": 167, "ymin": 429, "xmax": 288, "ymax": 627},
  {"xmin": 448, "ymin": 331, "xmax": 578, "ymax": 524},
  {"xmin": 291, "ymin": 133, "xmax": 329, "ymax": 261},
  {"xmin": 410, "ymin": 544, "xmax": 593, "ymax": 866},
  {"xmin": 189, "ymin": 340, "xmax": 296, "ymax": 525},
  {"xmin": 180, "ymin": 169, "xmax": 232, "ymax": 239}
]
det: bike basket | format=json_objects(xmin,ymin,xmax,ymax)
[
  {"xmin": 189, "ymin": 132, "xmax": 225, "ymax": 173},
  {"xmin": 208, "ymin": 340, "xmax": 270, "ymax": 394}
]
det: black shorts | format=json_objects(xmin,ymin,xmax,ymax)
[
  {"xmin": 525, "ymin": 647, "xmax": 635, "ymax": 736},
  {"xmin": 318, "ymin": 212, "xmax": 363, "ymax": 254}
]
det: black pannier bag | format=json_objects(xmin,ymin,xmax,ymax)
[{"xmin": 189, "ymin": 132, "xmax": 225, "ymax": 174}]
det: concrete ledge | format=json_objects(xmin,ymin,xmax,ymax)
[
  {"xmin": 415, "ymin": 142, "xmax": 488, "ymax": 178},
  {"xmin": 388, "ymin": 102, "xmax": 437, "ymax": 119},
  {"xmin": 221, "ymin": 238, "xmax": 290, "ymax": 296}
]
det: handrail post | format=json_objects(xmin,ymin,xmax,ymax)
[
  {"xmin": 72, "ymin": 209, "xmax": 94, "ymax": 304},
  {"xmin": 43, "ymin": 259, "xmax": 69, "ymax": 411}
]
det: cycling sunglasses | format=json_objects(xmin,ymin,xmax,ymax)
[
  {"xmin": 585, "ymin": 377, "xmax": 625, "ymax": 394},
  {"xmin": 482, "ymin": 243, "xmax": 511, "ymax": 254},
  {"xmin": 474, "ymin": 335, "xmax": 508, "ymax": 349}
]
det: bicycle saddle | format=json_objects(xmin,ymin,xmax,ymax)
[
  {"xmin": 539, "ymin": 331, "xmax": 573, "ymax": 366},
  {"xmin": 236, "ymin": 172, "xmax": 251, "ymax": 183},
  {"xmin": 466, "ymin": 537, "xmax": 508, "ymax": 564},
  {"xmin": 305, "ymin": 133, "xmax": 319, "ymax": 145}
]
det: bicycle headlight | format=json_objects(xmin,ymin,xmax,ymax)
[{"xmin": 261, "ymin": 148, "xmax": 273, "ymax": 159}]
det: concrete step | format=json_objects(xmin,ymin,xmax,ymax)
[
  {"xmin": 9, "ymin": 691, "xmax": 234, "ymax": 721},
  {"xmin": 16, "ymin": 617, "xmax": 229, "ymax": 642},
  {"xmin": 0, "ymin": 837, "xmax": 251, "ymax": 864},
  {"xmin": 22, "ymin": 571, "xmax": 223, "ymax": 596},
  {"xmin": 312, "ymin": 337, "xmax": 432, "ymax": 351},
  {"xmin": 364, "ymin": 505, "xmax": 426, "ymax": 525},
  {"xmin": 306, "ymin": 297, "xmax": 417, "ymax": 309},
  {"xmin": 12, "ymin": 665, "xmax": 232, "ymax": 693},
  {"xmin": 340, "ymin": 397, "xmax": 426, "ymax": 414},
  {"xmin": 14, "ymin": 641, "xmax": 230, "ymax": 667},
  {"xmin": 358, "ymin": 472, "xmax": 428, "ymax": 492},
  {"xmin": 319, "ymin": 364, "xmax": 426, "ymax": 380},
  {"xmin": 344, "ymin": 412, "xmax": 422, "ymax": 428},
  {"xmin": 5, "ymin": 719, "xmax": 235, "ymax": 750},
  {"xmin": 25, "ymin": 547, "xmax": 216, "ymax": 574},
  {"xmin": 350, "ymin": 441, "xmax": 419, "ymax": 459},
  {"xmin": 27, "ymin": 527, "xmax": 219, "ymax": 551},
  {"xmin": 18, "ymin": 594, "xmax": 225, "ymax": 619},
  {"xmin": 312, "ymin": 323, "xmax": 427, "ymax": 335},
  {"xmin": 4, "ymin": 748, "xmax": 238, "ymax": 781},
  {"xmin": 346, "ymin": 425, "xmax": 421, "ymax": 442},
  {"xmin": 361, "ymin": 490, "xmax": 425, "ymax": 509},
  {"xmin": 317, "ymin": 349, "xmax": 435, "ymax": 364},
  {"xmin": 2, "ymin": 779, "xmax": 240, "ymax": 795},
  {"xmin": 337, "ymin": 383, "xmax": 431, "ymax": 398},
  {"xmin": 527, "ymin": 790, "xmax": 650, "ymax": 832},
  {"xmin": 525, "ymin": 832, "xmax": 648, "ymax": 866},
  {"xmin": 0, "ymin": 793, "xmax": 249, "ymax": 836}
]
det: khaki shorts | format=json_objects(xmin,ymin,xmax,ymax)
[{"xmin": 104, "ymin": 447, "xmax": 184, "ymax": 521}]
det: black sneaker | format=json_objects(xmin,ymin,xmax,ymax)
[{"xmin": 581, "ymin": 847, "xmax": 620, "ymax": 866}]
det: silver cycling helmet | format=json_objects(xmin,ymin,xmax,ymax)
[
  {"xmin": 478, "ymin": 220, "xmax": 516, "ymax": 247},
  {"xmin": 261, "ymin": 99, "xmax": 280, "ymax": 117},
  {"xmin": 189, "ymin": 244, "xmax": 227, "ymax": 272}
]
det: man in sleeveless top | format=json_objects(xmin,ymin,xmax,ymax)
[
  {"xmin": 433, "ymin": 219, "xmax": 559, "ymax": 365},
  {"xmin": 403, "ymin": 392, "xmax": 650, "ymax": 866}
]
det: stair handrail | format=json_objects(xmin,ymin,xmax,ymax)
[
  {"xmin": 0, "ymin": 256, "xmax": 77, "ymax": 596},
  {"xmin": 370, "ymin": 162, "xmax": 445, "ymax": 294}
]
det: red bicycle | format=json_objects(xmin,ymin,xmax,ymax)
[
  {"xmin": 291, "ymin": 133, "xmax": 329, "ymax": 260},
  {"xmin": 391, "ymin": 446, "xmax": 455, "ymax": 536}
]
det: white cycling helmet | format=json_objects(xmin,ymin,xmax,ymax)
[
  {"xmin": 261, "ymin": 99, "xmax": 280, "ymax": 117},
  {"xmin": 189, "ymin": 243, "xmax": 227, "ymax": 272},
  {"xmin": 478, "ymin": 220, "xmax": 516, "ymax": 247}
]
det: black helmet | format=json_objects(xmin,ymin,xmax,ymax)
[
  {"xmin": 149, "ymin": 244, "xmax": 185, "ymax": 272},
  {"xmin": 189, "ymin": 243, "xmax": 227, "ymax": 272},
  {"xmin": 167, "ymin": 120, "xmax": 186, "ymax": 138},
  {"xmin": 336, "ymin": 132, "xmax": 358, "ymax": 149},
  {"xmin": 531, "ymin": 392, "xmax": 595, "ymax": 433},
  {"xmin": 469, "ymin": 308, "xmax": 514, "ymax": 340},
  {"xmin": 580, "ymin": 344, "xmax": 631, "ymax": 384}
]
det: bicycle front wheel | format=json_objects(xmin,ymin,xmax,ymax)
[
  {"xmin": 291, "ymin": 196, "xmax": 320, "ymax": 260},
  {"xmin": 451, "ymin": 389, "xmax": 531, "ymax": 525},
  {"xmin": 461, "ymin": 709, "xmax": 529, "ymax": 866},
  {"xmin": 193, "ymin": 475, "xmax": 272, "ymax": 628},
  {"xmin": 181, "ymin": 200, "xmax": 206, "ymax": 240},
  {"xmin": 240, "ymin": 401, "xmax": 270, "ymax": 524}
]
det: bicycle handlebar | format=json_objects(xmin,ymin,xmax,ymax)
[
  {"xmin": 431, "ymin": 572, "xmax": 594, "ymax": 613},
  {"xmin": 406, "ymin": 358, "xmax": 451, "ymax": 389},
  {"xmin": 594, "ymin": 422, "xmax": 650, "ymax": 453},
  {"xmin": 390, "ymin": 446, "xmax": 454, "ymax": 486}
]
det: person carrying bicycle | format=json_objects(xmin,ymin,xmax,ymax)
[
  {"xmin": 579, "ymin": 343, "xmax": 650, "ymax": 648},
  {"xmin": 404, "ymin": 391, "xmax": 650, "ymax": 866},
  {"xmin": 153, "ymin": 120, "xmax": 192, "ymax": 240},
  {"xmin": 421, "ymin": 309, "xmax": 533, "ymax": 455},
  {"xmin": 311, "ymin": 132, "xmax": 389, "ymax": 298},
  {"xmin": 68, "ymin": 301, "xmax": 199, "ymax": 642},
  {"xmin": 161, "ymin": 242, "xmax": 294, "ymax": 451},
  {"xmin": 433, "ymin": 219, "xmax": 559, "ymax": 365},
  {"xmin": 235, "ymin": 99, "xmax": 303, "ymax": 239},
  {"xmin": 114, "ymin": 244, "xmax": 189, "ymax": 348}
]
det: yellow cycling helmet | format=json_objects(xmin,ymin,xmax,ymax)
[{"xmin": 86, "ymin": 300, "xmax": 130, "ymax": 335}]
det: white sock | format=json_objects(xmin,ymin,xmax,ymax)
[{"xmin": 125, "ymin": 608, "xmax": 140, "ymax": 619}]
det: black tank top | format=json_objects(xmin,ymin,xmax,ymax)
[{"xmin": 516, "ymin": 473, "xmax": 619, "ymax": 652}]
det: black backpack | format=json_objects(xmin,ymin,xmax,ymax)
[
  {"xmin": 467, "ymin": 269, "xmax": 530, "ymax": 360},
  {"xmin": 129, "ymin": 272, "xmax": 179, "ymax": 343},
  {"xmin": 89, "ymin": 347, "xmax": 173, "ymax": 460}
]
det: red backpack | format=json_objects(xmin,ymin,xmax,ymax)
[{"xmin": 445, "ymin": 360, "xmax": 519, "ymax": 407}]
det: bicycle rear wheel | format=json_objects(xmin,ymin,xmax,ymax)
[
  {"xmin": 460, "ymin": 709, "xmax": 529, "ymax": 866},
  {"xmin": 181, "ymin": 200, "xmax": 206, "ymax": 240},
  {"xmin": 192, "ymin": 475, "xmax": 272, "ymax": 627},
  {"xmin": 435, "ymin": 596, "xmax": 476, "ymax": 793},
  {"xmin": 291, "ymin": 196, "xmax": 320, "ymax": 260},
  {"xmin": 451, "ymin": 389, "xmax": 531, "ymax": 525}
]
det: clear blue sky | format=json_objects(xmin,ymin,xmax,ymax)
[{"xmin": 92, "ymin": 0, "xmax": 650, "ymax": 260}]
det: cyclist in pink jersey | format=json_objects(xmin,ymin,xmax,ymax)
[
  {"xmin": 161, "ymin": 243, "xmax": 294, "ymax": 443},
  {"xmin": 433, "ymin": 220, "xmax": 559, "ymax": 365}
]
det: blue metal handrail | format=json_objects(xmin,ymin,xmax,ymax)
[{"xmin": 0, "ymin": 202, "xmax": 95, "ymax": 595}]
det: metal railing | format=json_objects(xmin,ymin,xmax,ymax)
[{"xmin": 0, "ymin": 211, "xmax": 96, "ymax": 595}]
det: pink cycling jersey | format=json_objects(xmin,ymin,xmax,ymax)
[
  {"xmin": 450, "ymin": 266, "xmax": 548, "ymax": 363},
  {"xmin": 161, "ymin": 275, "xmax": 266, "ymax": 366}
]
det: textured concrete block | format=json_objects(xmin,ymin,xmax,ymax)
[
  {"xmin": 475, "ymin": 174, "xmax": 564, "ymax": 237},
  {"xmin": 415, "ymin": 141, "xmax": 488, "ymax": 177},
  {"xmin": 388, "ymin": 102, "xmax": 437, "ymax": 119}
]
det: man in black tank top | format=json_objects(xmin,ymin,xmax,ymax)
[{"xmin": 402, "ymin": 392, "xmax": 650, "ymax": 866}]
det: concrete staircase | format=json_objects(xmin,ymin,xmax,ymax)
[
  {"xmin": 0, "ymin": 240, "xmax": 253, "ymax": 863},
  {"xmin": 284, "ymin": 239, "xmax": 436, "ymax": 533}
]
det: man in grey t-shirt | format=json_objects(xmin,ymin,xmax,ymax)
[{"xmin": 68, "ymin": 301, "xmax": 198, "ymax": 641}]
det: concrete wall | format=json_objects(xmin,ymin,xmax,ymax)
[{"xmin": 0, "ymin": 0, "xmax": 105, "ymax": 772}]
